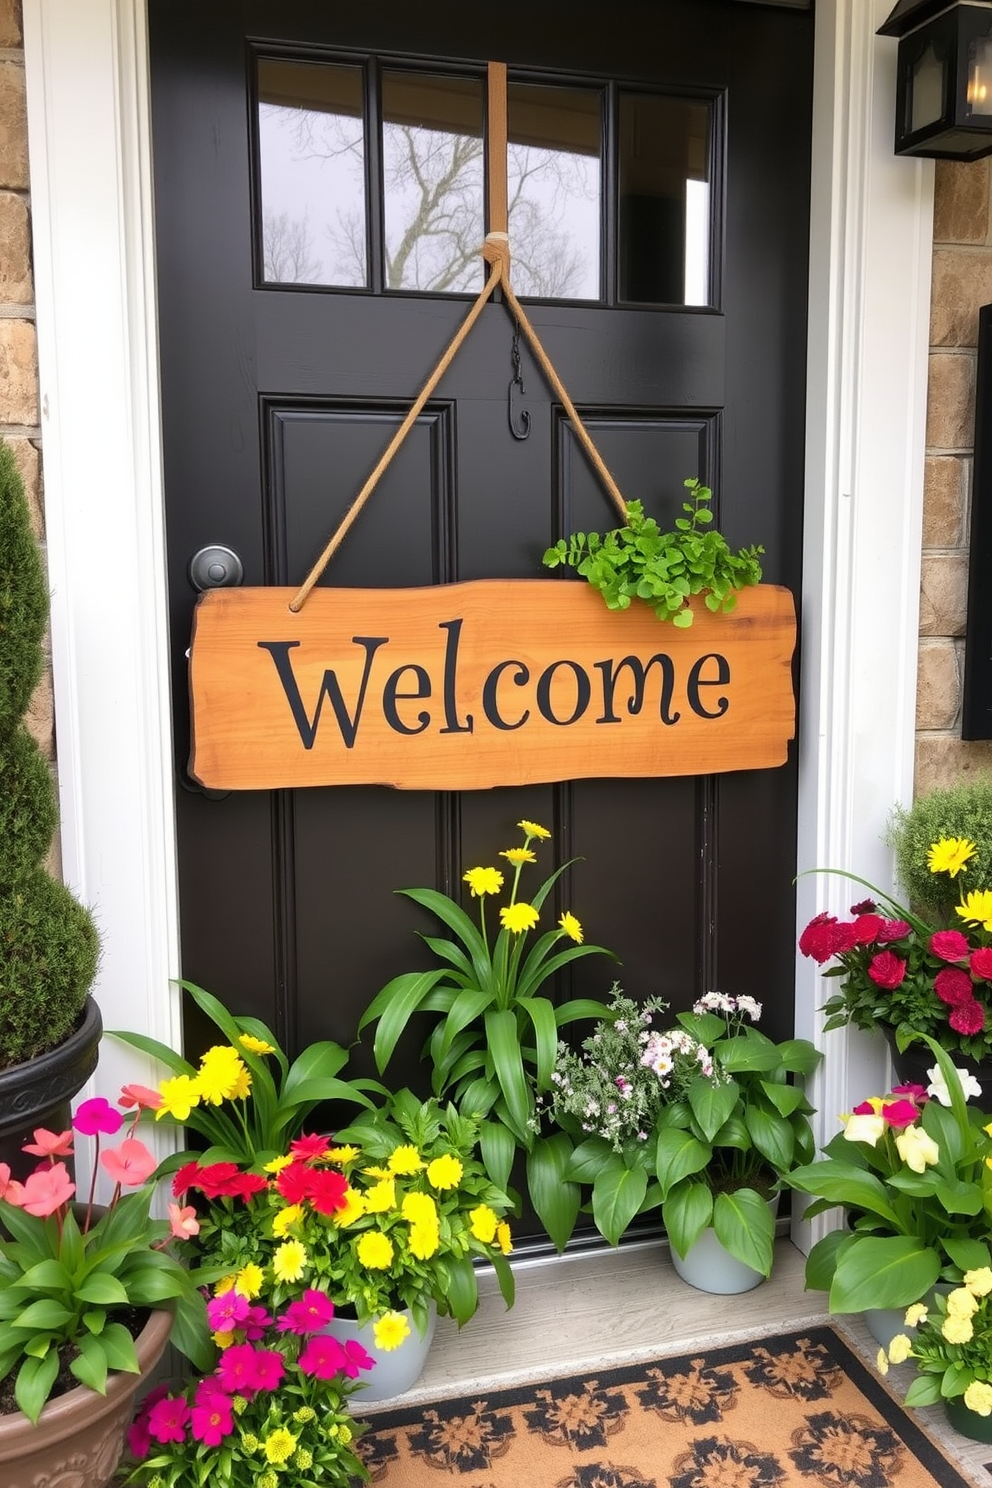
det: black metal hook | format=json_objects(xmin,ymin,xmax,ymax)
[{"xmin": 507, "ymin": 320, "xmax": 531, "ymax": 441}]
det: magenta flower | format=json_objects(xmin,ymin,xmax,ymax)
[
  {"xmin": 190, "ymin": 1394, "xmax": 234, "ymax": 1446},
  {"xmin": 216, "ymin": 1342, "xmax": 264, "ymax": 1396},
  {"xmin": 298, "ymin": 1334, "xmax": 349, "ymax": 1380},
  {"xmin": 249, "ymin": 1348, "xmax": 286, "ymax": 1391},
  {"xmin": 146, "ymin": 1394, "xmax": 190, "ymax": 1444},
  {"xmin": 275, "ymin": 1288, "xmax": 335, "ymax": 1335},
  {"xmin": 867, "ymin": 949, "xmax": 907, "ymax": 989},
  {"xmin": 242, "ymin": 1304, "xmax": 273, "ymax": 1341},
  {"xmin": 934, "ymin": 966, "xmax": 974, "ymax": 1007},
  {"xmin": 930, "ymin": 929, "xmax": 971, "ymax": 962},
  {"xmin": 341, "ymin": 1337, "xmax": 376, "ymax": 1377},
  {"xmin": 881, "ymin": 1099, "xmax": 920, "ymax": 1129},
  {"xmin": 206, "ymin": 1290, "xmax": 251, "ymax": 1332},
  {"xmin": 891, "ymin": 1082, "xmax": 928, "ymax": 1103},
  {"xmin": 971, "ymin": 947, "xmax": 992, "ymax": 980},
  {"xmin": 950, "ymin": 998, "xmax": 986, "ymax": 1035},
  {"xmin": 100, "ymin": 1138, "xmax": 157, "ymax": 1187},
  {"xmin": 22, "ymin": 1128, "xmax": 74, "ymax": 1159},
  {"xmin": 194, "ymin": 1374, "xmax": 229, "ymax": 1408},
  {"xmin": 877, "ymin": 919, "xmax": 912, "ymax": 943},
  {"xmin": 73, "ymin": 1097, "xmax": 124, "ymax": 1137},
  {"xmin": 127, "ymin": 1384, "xmax": 171, "ymax": 1460}
]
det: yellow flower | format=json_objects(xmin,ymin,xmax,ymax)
[
  {"xmin": 214, "ymin": 1276, "xmax": 237, "ymax": 1295},
  {"xmin": 894, "ymin": 1125, "xmax": 940, "ymax": 1173},
  {"xmin": 229, "ymin": 1068, "xmax": 252, "ymax": 1100},
  {"xmin": 332, "ymin": 1187, "xmax": 367, "ymax": 1227},
  {"xmin": 264, "ymin": 1154, "xmax": 294, "ymax": 1174},
  {"xmin": 927, "ymin": 837, "xmax": 977, "ymax": 878},
  {"xmin": 373, "ymin": 1310, "xmax": 412, "ymax": 1351},
  {"xmin": 408, "ymin": 1221, "xmax": 440, "ymax": 1260},
  {"xmin": 965, "ymin": 1267, "xmax": 992, "ymax": 1296},
  {"xmin": 842, "ymin": 1112, "xmax": 886, "ymax": 1146},
  {"xmin": 463, "ymin": 866, "xmax": 504, "ymax": 897},
  {"xmin": 239, "ymin": 1033, "xmax": 276, "ymax": 1056},
  {"xmin": 956, "ymin": 890, "xmax": 992, "ymax": 932},
  {"xmin": 362, "ymin": 1165, "xmax": 392, "ymax": 1180},
  {"xmin": 401, "ymin": 1191, "xmax": 437, "ymax": 1225},
  {"xmin": 904, "ymin": 1303, "xmax": 929, "ymax": 1327},
  {"xmin": 887, "ymin": 1333, "xmax": 913, "ymax": 1364},
  {"xmin": 234, "ymin": 1263, "xmax": 264, "ymax": 1299},
  {"xmin": 326, "ymin": 1145, "xmax": 360, "ymax": 1164},
  {"xmin": 388, "ymin": 1145, "xmax": 424, "ymax": 1175},
  {"xmin": 500, "ymin": 847, "xmax": 536, "ymax": 864},
  {"xmin": 426, "ymin": 1153, "xmax": 463, "ymax": 1190},
  {"xmin": 469, "ymin": 1204, "xmax": 498, "ymax": 1243},
  {"xmin": 947, "ymin": 1287, "xmax": 979, "ymax": 1318},
  {"xmin": 559, "ymin": 911, "xmax": 583, "ymax": 943},
  {"xmin": 364, "ymin": 1178, "xmax": 396, "ymax": 1214},
  {"xmin": 496, "ymin": 1221, "xmax": 513, "ymax": 1255},
  {"xmin": 339, "ymin": 1425, "xmax": 353, "ymax": 1445},
  {"xmin": 272, "ymin": 1203, "xmax": 303, "ymax": 1237},
  {"xmin": 263, "ymin": 1428, "xmax": 298, "ymax": 1465},
  {"xmin": 155, "ymin": 1074, "xmax": 201, "ymax": 1121},
  {"xmin": 942, "ymin": 1314, "xmax": 975, "ymax": 1344},
  {"xmin": 212, "ymin": 1329, "xmax": 235, "ymax": 1348},
  {"xmin": 356, "ymin": 1231, "xmax": 394, "ymax": 1269},
  {"xmin": 500, "ymin": 902, "xmax": 540, "ymax": 934},
  {"xmin": 196, "ymin": 1046, "xmax": 248, "ymax": 1104},
  {"xmin": 272, "ymin": 1239, "xmax": 307, "ymax": 1283},
  {"xmin": 965, "ymin": 1380, "xmax": 992, "ymax": 1416},
  {"xmin": 518, "ymin": 819, "xmax": 551, "ymax": 839},
  {"xmin": 876, "ymin": 1348, "xmax": 889, "ymax": 1376}
]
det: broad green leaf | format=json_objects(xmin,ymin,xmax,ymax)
[
  {"xmin": 759, "ymin": 1082, "xmax": 807, "ymax": 1118},
  {"xmin": 485, "ymin": 1008, "xmax": 533, "ymax": 1141},
  {"xmin": 398, "ymin": 886, "xmax": 493, "ymax": 987},
  {"xmin": 527, "ymin": 1133, "xmax": 580, "ymax": 1253},
  {"xmin": 489, "ymin": 1249, "xmax": 515, "ymax": 1310},
  {"xmin": 105, "ymin": 1027, "xmax": 193, "ymax": 1078},
  {"xmin": 15, "ymin": 1260, "xmax": 72, "ymax": 1292},
  {"xmin": 803, "ymin": 1227, "xmax": 854, "ymax": 1292},
  {"xmin": 712, "ymin": 1189, "xmax": 775, "ymax": 1277},
  {"xmin": 438, "ymin": 987, "xmax": 496, "ymax": 1064},
  {"xmin": 95, "ymin": 1320, "xmax": 140, "ymax": 1373},
  {"xmin": 281, "ymin": 1039, "xmax": 348, "ymax": 1094},
  {"xmin": 479, "ymin": 1120, "xmax": 516, "ymax": 1193},
  {"xmin": 11, "ymin": 1298, "xmax": 75, "ymax": 1329},
  {"xmin": 744, "ymin": 1104, "xmax": 794, "ymax": 1172},
  {"xmin": 517, "ymin": 996, "xmax": 557, "ymax": 1092},
  {"xmin": 565, "ymin": 1137, "xmax": 615, "ymax": 1184},
  {"xmin": 444, "ymin": 1252, "xmax": 478, "ymax": 1326},
  {"xmin": 904, "ymin": 1375, "xmax": 943, "ymax": 1408},
  {"xmin": 829, "ymin": 1235, "xmax": 941, "ymax": 1313},
  {"xmin": 74, "ymin": 1273, "xmax": 130, "ymax": 1306},
  {"xmin": 554, "ymin": 998, "xmax": 617, "ymax": 1029},
  {"xmin": 14, "ymin": 1351, "xmax": 60, "ymax": 1424},
  {"xmin": 655, "ymin": 1127, "xmax": 711, "ymax": 1200},
  {"xmin": 783, "ymin": 1161, "xmax": 902, "ymax": 1227},
  {"xmin": 662, "ymin": 1181, "xmax": 714, "ymax": 1259},
  {"xmin": 687, "ymin": 1077, "xmax": 740, "ymax": 1142},
  {"xmin": 69, "ymin": 1332, "xmax": 109, "ymax": 1393},
  {"xmin": 358, "ymin": 968, "xmax": 451, "ymax": 1073},
  {"xmin": 944, "ymin": 1238, "xmax": 992, "ymax": 1272},
  {"xmin": 592, "ymin": 1164, "xmax": 648, "ymax": 1247}
]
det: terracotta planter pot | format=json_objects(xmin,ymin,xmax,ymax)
[
  {"xmin": 0, "ymin": 1306, "xmax": 172, "ymax": 1488},
  {"xmin": 0, "ymin": 996, "xmax": 102, "ymax": 1183}
]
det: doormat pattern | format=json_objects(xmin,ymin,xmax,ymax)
[{"xmin": 355, "ymin": 1327, "xmax": 974, "ymax": 1488}]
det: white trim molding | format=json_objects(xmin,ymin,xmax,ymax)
[{"xmin": 22, "ymin": 1, "xmax": 932, "ymax": 1211}]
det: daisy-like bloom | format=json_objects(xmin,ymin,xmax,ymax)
[
  {"xmin": 965, "ymin": 1380, "xmax": 992, "ymax": 1416},
  {"xmin": 387, "ymin": 1144, "xmax": 424, "ymax": 1175},
  {"xmin": 191, "ymin": 1394, "xmax": 234, "ymax": 1447},
  {"xmin": 239, "ymin": 1033, "xmax": 276, "ymax": 1056},
  {"xmin": 500, "ymin": 901, "xmax": 539, "ymax": 934},
  {"xmin": 894, "ymin": 1125, "xmax": 940, "ymax": 1173},
  {"xmin": 463, "ymin": 865, "xmax": 504, "ymax": 897},
  {"xmin": 22, "ymin": 1128, "xmax": 74, "ymax": 1159},
  {"xmin": 234, "ymin": 1262, "xmax": 265, "ymax": 1299},
  {"xmin": 196, "ymin": 1046, "xmax": 249, "ymax": 1105},
  {"xmin": 326, "ymin": 1144, "xmax": 360, "ymax": 1164},
  {"xmin": 965, "ymin": 1267, "xmax": 992, "ymax": 1296},
  {"xmin": 559, "ymin": 911, "xmax": 583, "ymax": 943},
  {"xmin": 496, "ymin": 1221, "xmax": 513, "ymax": 1254},
  {"xmin": 356, "ymin": 1230, "xmax": 394, "ymax": 1269},
  {"xmin": 927, "ymin": 836, "xmax": 977, "ymax": 877},
  {"xmin": 956, "ymin": 889, "xmax": 992, "ymax": 933},
  {"xmin": 272, "ymin": 1238, "xmax": 308, "ymax": 1283},
  {"xmin": 408, "ymin": 1221, "xmax": 440, "ymax": 1260},
  {"xmin": 331, "ymin": 1187, "xmax": 367, "ymax": 1227},
  {"xmin": 290, "ymin": 1132, "xmax": 332, "ymax": 1161},
  {"xmin": 942, "ymin": 1313, "xmax": 975, "ymax": 1344},
  {"xmin": 216, "ymin": 1342, "xmax": 263, "ymax": 1395},
  {"xmin": 469, "ymin": 1204, "xmax": 498, "ymax": 1243},
  {"xmin": 156, "ymin": 1074, "xmax": 201, "ymax": 1121},
  {"xmin": 374, "ymin": 1310, "xmax": 411, "ymax": 1351},
  {"xmin": 363, "ymin": 1177, "xmax": 396, "ymax": 1213},
  {"xmin": 263, "ymin": 1153, "xmax": 294, "ymax": 1174},
  {"xmin": 362, "ymin": 1165, "xmax": 392, "ymax": 1180},
  {"xmin": 401, "ymin": 1191, "xmax": 437, "ymax": 1225},
  {"xmin": 500, "ymin": 846, "xmax": 536, "ymax": 864},
  {"xmin": 272, "ymin": 1202, "xmax": 304, "ymax": 1237},
  {"xmin": 306, "ymin": 1168, "xmax": 349, "ymax": 1216},
  {"xmin": 887, "ymin": 1334, "xmax": 913, "ymax": 1364},
  {"xmin": 167, "ymin": 1202, "xmax": 200, "ymax": 1239},
  {"xmin": 904, "ymin": 1303, "xmax": 929, "ymax": 1327},
  {"xmin": 340, "ymin": 1339, "xmax": 375, "ymax": 1378},
  {"xmin": 518, "ymin": 819, "xmax": 551, "ymax": 839},
  {"xmin": 426, "ymin": 1153, "xmax": 463, "ymax": 1190},
  {"xmin": 263, "ymin": 1427, "xmax": 298, "ymax": 1465}
]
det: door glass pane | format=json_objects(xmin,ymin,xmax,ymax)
[
  {"xmin": 381, "ymin": 72, "xmax": 484, "ymax": 293},
  {"xmin": 507, "ymin": 83, "xmax": 601, "ymax": 300},
  {"xmin": 618, "ymin": 93, "xmax": 712, "ymax": 306},
  {"xmin": 257, "ymin": 59, "xmax": 366, "ymax": 287}
]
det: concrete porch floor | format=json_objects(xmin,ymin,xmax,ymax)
[{"xmin": 357, "ymin": 1237, "xmax": 992, "ymax": 1487}]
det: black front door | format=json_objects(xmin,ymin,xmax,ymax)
[{"xmin": 149, "ymin": 0, "xmax": 812, "ymax": 1132}]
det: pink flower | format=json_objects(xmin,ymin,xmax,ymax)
[
  {"xmin": 127, "ymin": 1384, "xmax": 171, "ymax": 1460},
  {"xmin": 207, "ymin": 1290, "xmax": 250, "ymax": 1332},
  {"xmin": 118, "ymin": 1083, "xmax": 163, "ymax": 1111},
  {"xmin": 73, "ymin": 1097, "xmax": 124, "ymax": 1137},
  {"xmin": 216, "ymin": 1343, "xmax": 263, "ymax": 1396},
  {"xmin": 190, "ymin": 1394, "xmax": 234, "ymax": 1446},
  {"xmin": 167, "ymin": 1202, "xmax": 199, "ymax": 1239},
  {"xmin": 276, "ymin": 1289, "xmax": 335, "ymax": 1335},
  {"xmin": 852, "ymin": 1100, "xmax": 876, "ymax": 1116},
  {"xmin": 881, "ymin": 1099, "xmax": 920, "ymax": 1129},
  {"xmin": 100, "ymin": 1138, "xmax": 157, "ymax": 1187},
  {"xmin": 249, "ymin": 1349, "xmax": 286, "ymax": 1391},
  {"xmin": 950, "ymin": 999, "xmax": 986, "ymax": 1035},
  {"xmin": 0, "ymin": 1164, "xmax": 24, "ymax": 1205},
  {"xmin": 289, "ymin": 1132, "xmax": 331, "ymax": 1160},
  {"xmin": 867, "ymin": 950, "xmax": 907, "ymax": 990},
  {"xmin": 891, "ymin": 1083, "xmax": 928, "ymax": 1104},
  {"xmin": 877, "ymin": 919, "xmax": 912, "ymax": 943},
  {"xmin": 935, "ymin": 966, "xmax": 975, "ymax": 1006},
  {"xmin": 298, "ymin": 1334, "xmax": 350, "ymax": 1380},
  {"xmin": 971, "ymin": 947, "xmax": 992, "ymax": 981},
  {"xmin": 14, "ymin": 1162, "xmax": 75, "ymax": 1216},
  {"xmin": 341, "ymin": 1337, "xmax": 376, "ymax": 1377},
  {"xmin": 242, "ymin": 1305, "xmax": 273, "ymax": 1341},
  {"xmin": 21, "ymin": 1128, "xmax": 74, "ymax": 1160},
  {"xmin": 930, "ymin": 930, "xmax": 971, "ymax": 962},
  {"xmin": 146, "ymin": 1394, "xmax": 190, "ymax": 1444}
]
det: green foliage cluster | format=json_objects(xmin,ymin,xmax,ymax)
[
  {"xmin": 541, "ymin": 479, "xmax": 764, "ymax": 626},
  {"xmin": 0, "ymin": 441, "xmax": 99, "ymax": 1067},
  {"xmin": 887, "ymin": 774, "xmax": 992, "ymax": 917}
]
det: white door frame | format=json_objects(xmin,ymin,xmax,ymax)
[{"xmin": 22, "ymin": 0, "xmax": 933, "ymax": 1204}]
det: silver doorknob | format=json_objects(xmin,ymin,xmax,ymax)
[{"xmin": 188, "ymin": 545, "xmax": 244, "ymax": 591}]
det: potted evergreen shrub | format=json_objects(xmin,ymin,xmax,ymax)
[{"xmin": 0, "ymin": 440, "xmax": 101, "ymax": 1176}]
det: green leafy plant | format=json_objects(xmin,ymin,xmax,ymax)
[
  {"xmin": 877, "ymin": 1255, "xmax": 992, "ymax": 1412},
  {"xmin": 111, "ymin": 981, "xmax": 387, "ymax": 1168},
  {"xmin": 357, "ymin": 818, "xmax": 618, "ymax": 1250},
  {"xmin": 784, "ymin": 1036, "xmax": 992, "ymax": 1316},
  {"xmin": 887, "ymin": 774, "xmax": 992, "ymax": 919},
  {"xmin": 541, "ymin": 479, "xmax": 764, "ymax": 627}
]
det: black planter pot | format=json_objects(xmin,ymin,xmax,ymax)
[
  {"xmin": 0, "ymin": 996, "xmax": 102, "ymax": 1180},
  {"xmin": 882, "ymin": 1026, "xmax": 992, "ymax": 1093}
]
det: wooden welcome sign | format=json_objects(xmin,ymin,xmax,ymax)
[{"xmin": 187, "ymin": 580, "xmax": 796, "ymax": 791}]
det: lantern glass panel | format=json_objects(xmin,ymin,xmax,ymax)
[
  {"xmin": 910, "ymin": 41, "xmax": 946, "ymax": 132},
  {"xmin": 968, "ymin": 33, "xmax": 992, "ymax": 118}
]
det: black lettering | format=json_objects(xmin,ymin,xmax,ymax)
[
  {"xmin": 382, "ymin": 665, "xmax": 431, "ymax": 735},
  {"xmin": 482, "ymin": 660, "xmax": 530, "ymax": 730},
  {"xmin": 536, "ymin": 660, "xmax": 591, "ymax": 726},
  {"xmin": 594, "ymin": 654, "xmax": 681, "ymax": 726},
  {"xmin": 438, "ymin": 619, "xmax": 474, "ymax": 734},
  {"xmin": 687, "ymin": 653, "xmax": 730, "ymax": 719},
  {"xmin": 257, "ymin": 637, "xmax": 387, "ymax": 749}
]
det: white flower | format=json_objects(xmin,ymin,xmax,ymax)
[
  {"xmin": 843, "ymin": 1112, "xmax": 886, "ymax": 1146},
  {"xmin": 736, "ymin": 996, "xmax": 762, "ymax": 1021},
  {"xmin": 894, "ymin": 1124, "xmax": 940, "ymax": 1173},
  {"xmin": 926, "ymin": 1065, "xmax": 982, "ymax": 1107}
]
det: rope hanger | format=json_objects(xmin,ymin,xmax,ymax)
[{"xmin": 289, "ymin": 62, "xmax": 628, "ymax": 613}]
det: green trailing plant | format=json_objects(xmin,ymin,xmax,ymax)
[
  {"xmin": 0, "ymin": 439, "xmax": 100, "ymax": 1068},
  {"xmin": 541, "ymin": 479, "xmax": 764, "ymax": 627},
  {"xmin": 887, "ymin": 774, "xmax": 992, "ymax": 919}
]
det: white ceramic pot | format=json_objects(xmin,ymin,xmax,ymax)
[
  {"xmin": 669, "ymin": 1194, "xmax": 779, "ymax": 1295},
  {"xmin": 325, "ymin": 1301, "xmax": 437, "ymax": 1402},
  {"xmin": 865, "ymin": 1284, "xmax": 950, "ymax": 1351}
]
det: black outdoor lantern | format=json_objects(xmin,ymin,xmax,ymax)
[{"xmin": 879, "ymin": 0, "xmax": 992, "ymax": 159}]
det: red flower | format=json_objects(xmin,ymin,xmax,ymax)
[
  {"xmin": 306, "ymin": 1168, "xmax": 349, "ymax": 1215},
  {"xmin": 877, "ymin": 919, "xmax": 912, "ymax": 943},
  {"xmin": 851, "ymin": 914, "xmax": 885, "ymax": 945},
  {"xmin": 971, "ymin": 947, "xmax": 992, "ymax": 980},
  {"xmin": 935, "ymin": 966, "xmax": 974, "ymax": 1006},
  {"xmin": 867, "ymin": 949, "xmax": 907, "ymax": 989},
  {"xmin": 881, "ymin": 1099, "xmax": 920, "ymax": 1128},
  {"xmin": 852, "ymin": 1100, "xmax": 876, "ymax": 1115},
  {"xmin": 172, "ymin": 1160, "xmax": 202, "ymax": 1198},
  {"xmin": 275, "ymin": 1160, "xmax": 313, "ymax": 1205},
  {"xmin": 799, "ymin": 913, "xmax": 841, "ymax": 963},
  {"xmin": 850, "ymin": 898, "xmax": 877, "ymax": 915},
  {"xmin": 224, "ymin": 1171, "xmax": 267, "ymax": 1203},
  {"xmin": 831, "ymin": 922, "xmax": 859, "ymax": 954},
  {"xmin": 191, "ymin": 1162, "xmax": 242, "ymax": 1199},
  {"xmin": 950, "ymin": 999, "xmax": 986, "ymax": 1035},
  {"xmin": 289, "ymin": 1133, "xmax": 331, "ymax": 1161},
  {"xmin": 930, "ymin": 930, "xmax": 971, "ymax": 962}
]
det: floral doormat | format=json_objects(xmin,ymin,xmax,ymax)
[{"xmin": 354, "ymin": 1327, "xmax": 975, "ymax": 1488}]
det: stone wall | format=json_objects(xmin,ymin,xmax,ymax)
[{"xmin": 919, "ymin": 161, "xmax": 992, "ymax": 794}]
